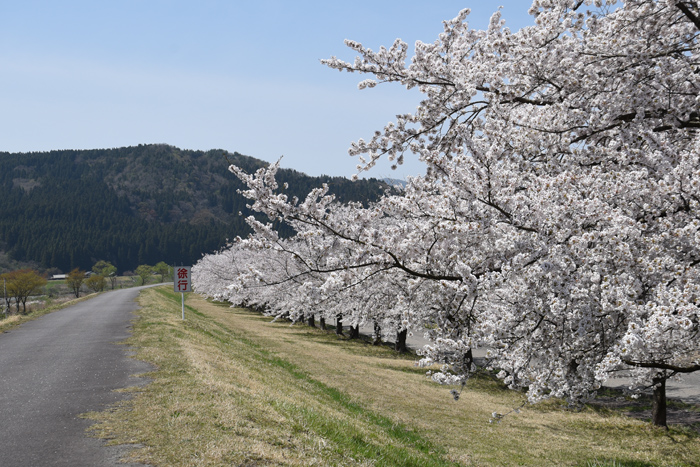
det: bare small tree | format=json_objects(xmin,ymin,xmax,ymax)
[
  {"xmin": 85, "ymin": 274, "xmax": 106, "ymax": 293},
  {"xmin": 93, "ymin": 260, "xmax": 118, "ymax": 289},
  {"xmin": 0, "ymin": 269, "xmax": 47, "ymax": 314},
  {"xmin": 135, "ymin": 264, "xmax": 153, "ymax": 286},
  {"xmin": 153, "ymin": 262, "xmax": 171, "ymax": 283},
  {"xmin": 66, "ymin": 268, "xmax": 86, "ymax": 298}
]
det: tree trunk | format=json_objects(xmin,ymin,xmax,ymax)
[
  {"xmin": 652, "ymin": 376, "xmax": 668, "ymax": 428},
  {"xmin": 373, "ymin": 321, "xmax": 382, "ymax": 345},
  {"xmin": 349, "ymin": 325, "xmax": 360, "ymax": 339},
  {"xmin": 307, "ymin": 314, "xmax": 315, "ymax": 328},
  {"xmin": 319, "ymin": 317, "xmax": 326, "ymax": 330},
  {"xmin": 3, "ymin": 295, "xmax": 10, "ymax": 316},
  {"xmin": 395, "ymin": 329, "xmax": 408, "ymax": 353},
  {"xmin": 465, "ymin": 348, "xmax": 474, "ymax": 375},
  {"xmin": 335, "ymin": 313, "xmax": 343, "ymax": 335}
]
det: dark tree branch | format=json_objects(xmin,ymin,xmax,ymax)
[
  {"xmin": 623, "ymin": 359, "xmax": 700, "ymax": 374},
  {"xmin": 676, "ymin": 2, "xmax": 700, "ymax": 31}
]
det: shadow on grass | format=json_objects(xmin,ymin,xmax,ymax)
[
  {"xmin": 577, "ymin": 458, "xmax": 663, "ymax": 467},
  {"xmin": 587, "ymin": 387, "xmax": 700, "ymax": 431},
  {"xmin": 206, "ymin": 299, "xmax": 700, "ymax": 440},
  {"xmin": 295, "ymin": 325, "xmax": 426, "ymax": 360}
]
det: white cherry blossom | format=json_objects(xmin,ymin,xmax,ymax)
[{"xmin": 195, "ymin": 0, "xmax": 700, "ymax": 427}]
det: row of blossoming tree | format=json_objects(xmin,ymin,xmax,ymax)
[{"xmin": 194, "ymin": 0, "xmax": 700, "ymax": 427}]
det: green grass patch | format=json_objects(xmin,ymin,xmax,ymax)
[{"xmin": 83, "ymin": 288, "xmax": 700, "ymax": 466}]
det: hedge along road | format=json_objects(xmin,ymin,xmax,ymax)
[{"xmin": 0, "ymin": 286, "xmax": 157, "ymax": 467}]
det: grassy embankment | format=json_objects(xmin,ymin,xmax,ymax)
[{"xmin": 84, "ymin": 286, "xmax": 700, "ymax": 466}]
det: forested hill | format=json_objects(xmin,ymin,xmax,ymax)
[{"xmin": 0, "ymin": 144, "xmax": 389, "ymax": 274}]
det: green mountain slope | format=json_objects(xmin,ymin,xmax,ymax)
[{"xmin": 0, "ymin": 144, "xmax": 388, "ymax": 273}]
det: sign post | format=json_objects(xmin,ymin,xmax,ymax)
[
  {"xmin": 3, "ymin": 278, "xmax": 7, "ymax": 318},
  {"xmin": 174, "ymin": 266, "xmax": 191, "ymax": 320}
]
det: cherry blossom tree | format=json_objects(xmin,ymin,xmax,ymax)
[{"xmin": 196, "ymin": 0, "xmax": 700, "ymax": 427}]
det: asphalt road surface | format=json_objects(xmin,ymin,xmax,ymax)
[{"xmin": 0, "ymin": 286, "xmax": 154, "ymax": 467}]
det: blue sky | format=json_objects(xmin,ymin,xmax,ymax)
[{"xmin": 0, "ymin": 1, "xmax": 532, "ymax": 179}]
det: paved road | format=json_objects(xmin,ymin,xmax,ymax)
[{"xmin": 0, "ymin": 287, "xmax": 154, "ymax": 467}]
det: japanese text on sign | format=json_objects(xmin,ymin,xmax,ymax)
[{"xmin": 174, "ymin": 266, "xmax": 192, "ymax": 292}]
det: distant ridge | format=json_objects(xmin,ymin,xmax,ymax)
[
  {"xmin": 0, "ymin": 145, "xmax": 389, "ymax": 274},
  {"xmin": 381, "ymin": 178, "xmax": 407, "ymax": 189}
]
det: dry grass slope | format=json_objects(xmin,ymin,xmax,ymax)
[{"xmin": 84, "ymin": 287, "xmax": 700, "ymax": 466}]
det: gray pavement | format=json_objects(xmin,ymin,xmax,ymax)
[{"xmin": 0, "ymin": 287, "xmax": 154, "ymax": 467}]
